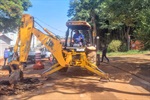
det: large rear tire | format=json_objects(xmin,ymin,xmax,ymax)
[
  {"xmin": 85, "ymin": 47, "xmax": 97, "ymax": 75},
  {"xmin": 86, "ymin": 50, "xmax": 97, "ymax": 65}
]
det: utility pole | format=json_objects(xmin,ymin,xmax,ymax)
[
  {"xmin": 32, "ymin": 35, "xmax": 34, "ymax": 48},
  {"xmin": 96, "ymin": 36, "xmax": 100, "ymax": 66}
]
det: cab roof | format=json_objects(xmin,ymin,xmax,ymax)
[{"xmin": 66, "ymin": 21, "xmax": 91, "ymax": 30}]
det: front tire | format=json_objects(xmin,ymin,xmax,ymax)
[{"xmin": 86, "ymin": 50, "xmax": 97, "ymax": 65}]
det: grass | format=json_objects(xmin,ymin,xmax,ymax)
[{"xmin": 98, "ymin": 50, "xmax": 149, "ymax": 57}]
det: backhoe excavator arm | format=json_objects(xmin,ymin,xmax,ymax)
[
  {"xmin": 10, "ymin": 14, "xmax": 68, "ymax": 72},
  {"xmin": 9, "ymin": 14, "xmax": 33, "ymax": 71},
  {"xmin": 32, "ymin": 27, "xmax": 67, "ymax": 67}
]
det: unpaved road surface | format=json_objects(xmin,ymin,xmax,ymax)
[{"xmin": 0, "ymin": 53, "xmax": 150, "ymax": 100}]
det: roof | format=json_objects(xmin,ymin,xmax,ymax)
[
  {"xmin": 66, "ymin": 21, "xmax": 91, "ymax": 30},
  {"xmin": 0, "ymin": 34, "xmax": 12, "ymax": 42}
]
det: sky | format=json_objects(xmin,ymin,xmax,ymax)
[{"xmin": 24, "ymin": 0, "xmax": 70, "ymax": 37}]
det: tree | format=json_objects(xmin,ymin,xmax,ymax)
[
  {"xmin": 68, "ymin": 0, "xmax": 104, "ymax": 44},
  {"xmin": 100, "ymin": 0, "xmax": 150, "ymax": 50},
  {"xmin": 68, "ymin": 0, "xmax": 150, "ymax": 50},
  {"xmin": 0, "ymin": 0, "xmax": 32, "ymax": 32},
  {"xmin": 135, "ymin": 7, "xmax": 150, "ymax": 50}
]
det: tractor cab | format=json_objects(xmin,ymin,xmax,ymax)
[
  {"xmin": 65, "ymin": 21, "xmax": 93, "ymax": 50},
  {"xmin": 64, "ymin": 20, "xmax": 97, "ymax": 66}
]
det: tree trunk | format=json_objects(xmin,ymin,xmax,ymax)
[
  {"xmin": 91, "ymin": 14, "xmax": 97, "ymax": 46},
  {"xmin": 126, "ymin": 27, "xmax": 130, "ymax": 51}
]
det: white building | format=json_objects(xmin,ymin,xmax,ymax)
[
  {"xmin": 0, "ymin": 33, "xmax": 12, "ymax": 57},
  {"xmin": 5, "ymin": 32, "xmax": 18, "ymax": 46}
]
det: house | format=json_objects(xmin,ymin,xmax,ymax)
[
  {"xmin": 130, "ymin": 40, "xmax": 144, "ymax": 50},
  {"xmin": 6, "ymin": 32, "xmax": 18, "ymax": 46},
  {"xmin": 0, "ymin": 33, "xmax": 12, "ymax": 57}
]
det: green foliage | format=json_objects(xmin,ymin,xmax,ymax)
[
  {"xmin": 68, "ymin": 0, "xmax": 150, "ymax": 50},
  {"xmin": 100, "ymin": 0, "xmax": 150, "ymax": 28},
  {"xmin": 0, "ymin": 0, "xmax": 32, "ymax": 32},
  {"xmin": 107, "ymin": 50, "xmax": 149, "ymax": 57},
  {"xmin": 100, "ymin": 0, "xmax": 150, "ymax": 50},
  {"xmin": 67, "ymin": 0, "xmax": 102, "ymax": 20},
  {"xmin": 134, "ymin": 8, "xmax": 150, "ymax": 50},
  {"xmin": 108, "ymin": 40, "xmax": 122, "ymax": 52},
  {"xmin": 120, "ymin": 43, "xmax": 128, "ymax": 52}
]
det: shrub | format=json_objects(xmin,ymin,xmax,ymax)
[
  {"xmin": 120, "ymin": 43, "xmax": 128, "ymax": 52},
  {"xmin": 108, "ymin": 40, "xmax": 122, "ymax": 52}
]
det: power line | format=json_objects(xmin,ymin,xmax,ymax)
[{"xmin": 34, "ymin": 17, "xmax": 65, "ymax": 33}]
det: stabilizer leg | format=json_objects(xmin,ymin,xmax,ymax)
[
  {"xmin": 84, "ymin": 61, "xmax": 109, "ymax": 79},
  {"xmin": 41, "ymin": 63, "xmax": 65, "ymax": 77}
]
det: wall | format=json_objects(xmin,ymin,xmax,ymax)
[
  {"xmin": 0, "ymin": 40, "xmax": 10, "ymax": 57},
  {"xmin": 0, "ymin": 34, "xmax": 12, "ymax": 57}
]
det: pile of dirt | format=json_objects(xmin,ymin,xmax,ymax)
[{"xmin": 0, "ymin": 78, "xmax": 42, "ymax": 95}]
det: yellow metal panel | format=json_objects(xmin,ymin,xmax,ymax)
[
  {"xmin": 32, "ymin": 28, "xmax": 67, "ymax": 67},
  {"xmin": 19, "ymin": 14, "xmax": 33, "ymax": 62},
  {"xmin": 13, "ymin": 33, "xmax": 20, "ymax": 53},
  {"xmin": 42, "ymin": 63, "xmax": 64, "ymax": 77}
]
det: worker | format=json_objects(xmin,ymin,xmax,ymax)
[
  {"xmin": 3, "ymin": 48, "xmax": 9, "ymax": 67},
  {"xmin": 73, "ymin": 30, "xmax": 84, "ymax": 46},
  {"xmin": 49, "ymin": 54, "xmax": 56, "ymax": 65},
  {"xmin": 2, "ymin": 48, "xmax": 14, "ymax": 76},
  {"xmin": 101, "ymin": 45, "xmax": 109, "ymax": 63}
]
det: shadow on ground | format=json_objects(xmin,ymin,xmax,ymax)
[
  {"xmin": 100, "ymin": 56, "xmax": 150, "ymax": 91},
  {"xmin": 4, "ymin": 78, "xmax": 149, "ymax": 100},
  {"xmin": 0, "ymin": 55, "xmax": 150, "ymax": 99}
]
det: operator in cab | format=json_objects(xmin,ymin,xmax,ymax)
[{"xmin": 73, "ymin": 30, "xmax": 84, "ymax": 46}]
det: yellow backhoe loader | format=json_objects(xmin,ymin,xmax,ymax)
[{"xmin": 8, "ymin": 14, "xmax": 108, "ymax": 83}]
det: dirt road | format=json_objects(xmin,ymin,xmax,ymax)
[{"xmin": 0, "ymin": 53, "xmax": 150, "ymax": 100}]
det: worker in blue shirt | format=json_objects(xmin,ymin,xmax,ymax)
[
  {"xmin": 73, "ymin": 30, "xmax": 84, "ymax": 46},
  {"xmin": 3, "ymin": 48, "xmax": 9, "ymax": 66}
]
